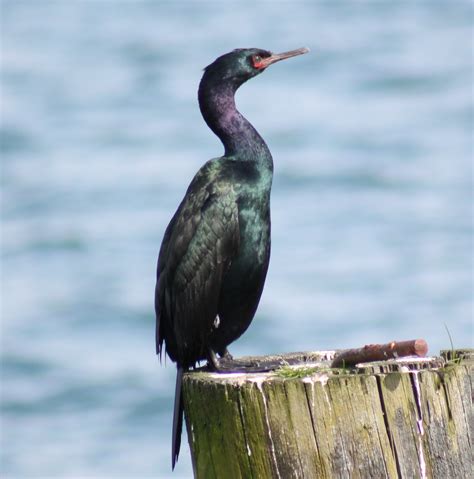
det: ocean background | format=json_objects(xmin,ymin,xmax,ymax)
[{"xmin": 1, "ymin": 1, "xmax": 472, "ymax": 477}]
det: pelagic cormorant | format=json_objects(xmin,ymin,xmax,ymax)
[{"xmin": 155, "ymin": 47, "xmax": 309, "ymax": 468}]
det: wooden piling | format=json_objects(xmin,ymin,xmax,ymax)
[{"xmin": 182, "ymin": 349, "xmax": 473, "ymax": 479}]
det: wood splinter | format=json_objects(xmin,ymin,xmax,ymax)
[{"xmin": 331, "ymin": 338, "xmax": 428, "ymax": 368}]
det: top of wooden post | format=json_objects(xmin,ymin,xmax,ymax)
[{"xmin": 184, "ymin": 348, "xmax": 473, "ymax": 384}]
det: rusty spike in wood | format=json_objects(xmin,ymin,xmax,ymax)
[{"xmin": 331, "ymin": 339, "xmax": 428, "ymax": 368}]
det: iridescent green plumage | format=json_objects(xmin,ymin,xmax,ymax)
[{"xmin": 155, "ymin": 47, "xmax": 308, "ymax": 469}]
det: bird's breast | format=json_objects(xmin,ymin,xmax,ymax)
[
  {"xmin": 218, "ymin": 161, "xmax": 272, "ymax": 293},
  {"xmin": 238, "ymin": 202, "xmax": 270, "ymax": 263}
]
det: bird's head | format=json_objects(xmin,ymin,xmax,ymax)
[{"xmin": 202, "ymin": 47, "xmax": 309, "ymax": 88}]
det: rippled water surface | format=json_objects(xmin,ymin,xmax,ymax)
[{"xmin": 1, "ymin": 1, "xmax": 472, "ymax": 477}]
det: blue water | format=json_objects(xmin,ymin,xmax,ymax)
[{"xmin": 1, "ymin": 1, "xmax": 472, "ymax": 477}]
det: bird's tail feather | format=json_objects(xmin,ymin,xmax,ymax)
[{"xmin": 172, "ymin": 366, "xmax": 184, "ymax": 470}]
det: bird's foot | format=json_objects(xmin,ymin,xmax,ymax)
[
  {"xmin": 220, "ymin": 349, "xmax": 233, "ymax": 361},
  {"xmin": 207, "ymin": 348, "xmax": 236, "ymax": 371},
  {"xmin": 206, "ymin": 348, "xmax": 271, "ymax": 373}
]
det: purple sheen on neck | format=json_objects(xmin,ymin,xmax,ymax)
[{"xmin": 198, "ymin": 78, "xmax": 270, "ymax": 160}]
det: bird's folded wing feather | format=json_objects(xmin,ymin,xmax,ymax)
[{"xmin": 155, "ymin": 181, "xmax": 239, "ymax": 364}]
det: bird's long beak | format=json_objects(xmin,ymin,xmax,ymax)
[{"xmin": 260, "ymin": 47, "xmax": 310, "ymax": 69}]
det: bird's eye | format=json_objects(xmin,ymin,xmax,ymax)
[{"xmin": 252, "ymin": 54, "xmax": 264, "ymax": 69}]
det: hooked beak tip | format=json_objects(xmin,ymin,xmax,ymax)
[{"xmin": 261, "ymin": 47, "xmax": 310, "ymax": 69}]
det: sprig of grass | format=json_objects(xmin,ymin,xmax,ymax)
[{"xmin": 444, "ymin": 323, "xmax": 461, "ymax": 364}]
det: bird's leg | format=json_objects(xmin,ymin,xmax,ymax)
[
  {"xmin": 207, "ymin": 347, "xmax": 263, "ymax": 372},
  {"xmin": 220, "ymin": 348, "xmax": 233, "ymax": 361},
  {"xmin": 207, "ymin": 348, "xmax": 221, "ymax": 371},
  {"xmin": 207, "ymin": 348, "xmax": 239, "ymax": 371}
]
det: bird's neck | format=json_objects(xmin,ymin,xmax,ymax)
[{"xmin": 198, "ymin": 82, "xmax": 272, "ymax": 165}]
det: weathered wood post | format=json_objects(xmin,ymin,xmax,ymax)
[{"xmin": 182, "ymin": 349, "xmax": 473, "ymax": 479}]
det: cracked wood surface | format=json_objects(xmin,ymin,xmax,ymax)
[{"xmin": 182, "ymin": 350, "xmax": 473, "ymax": 479}]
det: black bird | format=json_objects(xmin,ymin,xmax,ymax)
[{"xmin": 155, "ymin": 46, "xmax": 309, "ymax": 468}]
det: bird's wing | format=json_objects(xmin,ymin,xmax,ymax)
[{"xmin": 155, "ymin": 177, "xmax": 239, "ymax": 365}]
